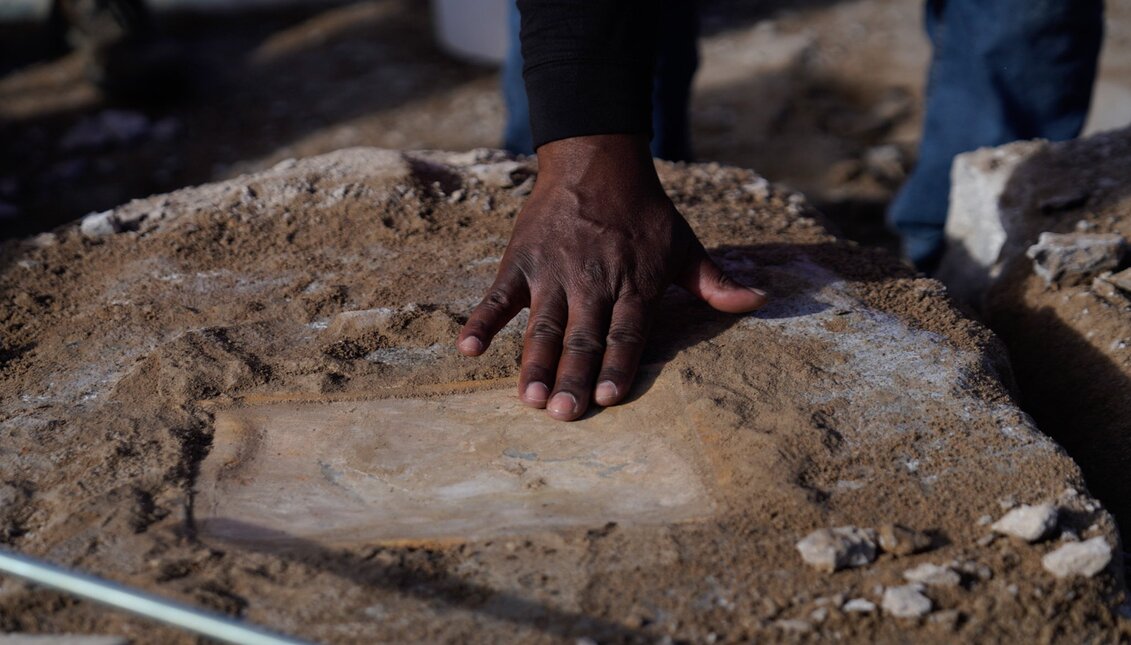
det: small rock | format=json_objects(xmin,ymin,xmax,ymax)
[
  {"xmin": 809, "ymin": 606, "xmax": 829, "ymax": 623},
  {"xmin": 902, "ymin": 563, "xmax": 961, "ymax": 587},
  {"xmin": 928, "ymin": 609, "xmax": 962, "ymax": 631},
  {"xmin": 1107, "ymin": 267, "xmax": 1131, "ymax": 293},
  {"xmin": 28, "ymin": 232, "xmax": 57, "ymax": 248},
  {"xmin": 775, "ymin": 619, "xmax": 812, "ymax": 633},
  {"xmin": 1025, "ymin": 232, "xmax": 1125, "ymax": 286},
  {"xmin": 796, "ymin": 526, "xmax": 877, "ymax": 572},
  {"xmin": 954, "ymin": 560, "xmax": 994, "ymax": 581},
  {"xmin": 878, "ymin": 523, "xmax": 932, "ymax": 556},
  {"xmin": 990, "ymin": 502, "xmax": 1058, "ymax": 542},
  {"xmin": 843, "ymin": 598, "xmax": 876, "ymax": 613},
  {"xmin": 976, "ymin": 533, "xmax": 997, "ymax": 547},
  {"xmin": 1041, "ymin": 536, "xmax": 1112, "ymax": 578},
  {"xmin": 976, "ymin": 514, "xmax": 993, "ymax": 526},
  {"xmin": 80, "ymin": 210, "xmax": 122, "ymax": 239},
  {"xmin": 882, "ymin": 585, "xmax": 932, "ymax": 618}
]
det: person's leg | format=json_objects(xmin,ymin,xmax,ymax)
[
  {"xmin": 890, "ymin": 0, "xmax": 1103, "ymax": 271},
  {"xmin": 651, "ymin": 0, "xmax": 699, "ymax": 162},
  {"xmin": 502, "ymin": 1, "xmax": 534, "ymax": 156}
]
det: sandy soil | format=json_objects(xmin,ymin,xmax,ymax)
[
  {"xmin": 0, "ymin": 149, "xmax": 1124, "ymax": 642},
  {"xmin": 984, "ymin": 128, "xmax": 1131, "ymax": 541}
]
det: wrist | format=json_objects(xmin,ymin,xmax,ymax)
[{"xmin": 534, "ymin": 134, "xmax": 659, "ymax": 186}]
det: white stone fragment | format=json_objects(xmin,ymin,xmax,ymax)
[
  {"xmin": 882, "ymin": 585, "xmax": 933, "ymax": 618},
  {"xmin": 843, "ymin": 598, "xmax": 876, "ymax": 613},
  {"xmin": 79, "ymin": 210, "xmax": 121, "ymax": 239},
  {"xmin": 796, "ymin": 526, "xmax": 877, "ymax": 572},
  {"xmin": 935, "ymin": 139, "xmax": 1048, "ymax": 304},
  {"xmin": 1041, "ymin": 537, "xmax": 1112, "ymax": 579},
  {"xmin": 775, "ymin": 619, "xmax": 812, "ymax": 633},
  {"xmin": 990, "ymin": 503, "xmax": 1058, "ymax": 542},
  {"xmin": 902, "ymin": 563, "xmax": 961, "ymax": 587},
  {"xmin": 1026, "ymin": 232, "xmax": 1125, "ymax": 286}
]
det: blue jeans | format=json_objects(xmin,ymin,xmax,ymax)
[
  {"xmin": 502, "ymin": 0, "xmax": 699, "ymax": 161},
  {"xmin": 890, "ymin": 0, "xmax": 1103, "ymax": 269}
]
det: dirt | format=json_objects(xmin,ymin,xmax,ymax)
[
  {"xmin": 984, "ymin": 127, "xmax": 1131, "ymax": 542},
  {"xmin": 0, "ymin": 0, "xmax": 1116, "ymax": 250},
  {"xmin": 0, "ymin": 148, "xmax": 1124, "ymax": 642}
]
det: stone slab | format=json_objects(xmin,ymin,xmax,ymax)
[{"xmin": 198, "ymin": 385, "xmax": 715, "ymax": 546}]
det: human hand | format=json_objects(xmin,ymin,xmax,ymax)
[{"xmin": 457, "ymin": 134, "xmax": 767, "ymax": 421}]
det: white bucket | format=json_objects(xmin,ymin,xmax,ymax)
[{"xmin": 431, "ymin": 0, "xmax": 510, "ymax": 65}]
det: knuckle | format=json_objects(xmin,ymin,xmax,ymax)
[
  {"xmin": 606, "ymin": 323, "xmax": 647, "ymax": 347},
  {"xmin": 480, "ymin": 289, "xmax": 513, "ymax": 313},
  {"xmin": 563, "ymin": 330, "xmax": 606, "ymax": 356},
  {"xmin": 598, "ymin": 366, "xmax": 632, "ymax": 383},
  {"xmin": 529, "ymin": 316, "xmax": 565, "ymax": 341},
  {"xmin": 555, "ymin": 375, "xmax": 591, "ymax": 393}
]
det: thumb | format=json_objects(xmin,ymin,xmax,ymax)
[{"xmin": 677, "ymin": 245, "xmax": 768, "ymax": 314}]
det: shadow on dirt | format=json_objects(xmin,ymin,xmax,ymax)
[
  {"xmin": 208, "ymin": 517, "xmax": 652, "ymax": 641},
  {"xmin": 982, "ymin": 135, "xmax": 1131, "ymax": 539}
]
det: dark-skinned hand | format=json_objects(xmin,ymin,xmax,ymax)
[{"xmin": 457, "ymin": 134, "xmax": 767, "ymax": 421}]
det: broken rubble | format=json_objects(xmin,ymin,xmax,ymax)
[
  {"xmin": 878, "ymin": 523, "xmax": 932, "ymax": 556},
  {"xmin": 1025, "ymin": 232, "xmax": 1125, "ymax": 286},
  {"xmin": 1041, "ymin": 537, "xmax": 1112, "ymax": 579},
  {"xmin": 882, "ymin": 585, "xmax": 932, "ymax": 618},
  {"xmin": 990, "ymin": 503, "xmax": 1058, "ymax": 542},
  {"xmin": 902, "ymin": 563, "xmax": 961, "ymax": 587},
  {"xmin": 842, "ymin": 598, "xmax": 876, "ymax": 613},
  {"xmin": 79, "ymin": 210, "xmax": 121, "ymax": 239},
  {"xmin": 796, "ymin": 527, "xmax": 877, "ymax": 573}
]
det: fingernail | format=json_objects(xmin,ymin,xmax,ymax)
[
  {"xmin": 548, "ymin": 392, "xmax": 577, "ymax": 416},
  {"xmin": 747, "ymin": 287, "xmax": 767, "ymax": 297},
  {"xmin": 595, "ymin": 381, "xmax": 618, "ymax": 404},
  {"xmin": 458, "ymin": 336, "xmax": 484, "ymax": 354},
  {"xmin": 524, "ymin": 381, "xmax": 549, "ymax": 404}
]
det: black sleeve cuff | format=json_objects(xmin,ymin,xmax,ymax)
[{"xmin": 518, "ymin": 0, "xmax": 658, "ymax": 149}]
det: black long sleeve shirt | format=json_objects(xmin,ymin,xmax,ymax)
[{"xmin": 517, "ymin": 0, "xmax": 659, "ymax": 148}]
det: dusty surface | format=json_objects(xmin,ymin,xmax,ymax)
[
  {"xmin": 0, "ymin": 149, "xmax": 1125, "ymax": 642},
  {"xmin": 983, "ymin": 127, "xmax": 1131, "ymax": 542},
  {"xmin": 2, "ymin": 0, "xmax": 1129, "ymax": 251}
]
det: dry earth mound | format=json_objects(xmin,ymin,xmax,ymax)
[
  {"xmin": 0, "ymin": 148, "xmax": 1124, "ymax": 642},
  {"xmin": 940, "ymin": 126, "xmax": 1131, "ymax": 542}
]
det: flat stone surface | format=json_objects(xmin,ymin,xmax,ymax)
[{"xmin": 198, "ymin": 386, "xmax": 714, "ymax": 545}]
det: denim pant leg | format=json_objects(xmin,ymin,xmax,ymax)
[
  {"xmin": 501, "ymin": 1, "xmax": 700, "ymax": 160},
  {"xmin": 889, "ymin": 0, "xmax": 1103, "ymax": 269},
  {"xmin": 502, "ymin": 1, "xmax": 534, "ymax": 156}
]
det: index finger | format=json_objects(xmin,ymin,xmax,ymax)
[{"xmin": 458, "ymin": 266, "xmax": 528, "ymax": 356}]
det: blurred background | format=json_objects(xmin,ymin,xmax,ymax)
[{"xmin": 1, "ymin": 0, "xmax": 1128, "ymax": 249}]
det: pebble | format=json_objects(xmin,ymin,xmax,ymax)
[
  {"xmin": 80, "ymin": 210, "xmax": 121, "ymax": 239},
  {"xmin": 882, "ymin": 585, "xmax": 932, "ymax": 618},
  {"xmin": 990, "ymin": 503, "xmax": 1058, "ymax": 542},
  {"xmin": 843, "ymin": 598, "xmax": 876, "ymax": 613},
  {"xmin": 775, "ymin": 619, "xmax": 812, "ymax": 633},
  {"xmin": 1026, "ymin": 232, "xmax": 1125, "ymax": 285},
  {"xmin": 878, "ymin": 523, "xmax": 932, "ymax": 556},
  {"xmin": 976, "ymin": 533, "xmax": 997, "ymax": 547},
  {"xmin": 902, "ymin": 563, "xmax": 961, "ymax": 587},
  {"xmin": 929, "ymin": 609, "xmax": 962, "ymax": 630},
  {"xmin": 1041, "ymin": 536, "xmax": 1112, "ymax": 578},
  {"xmin": 796, "ymin": 526, "xmax": 877, "ymax": 572}
]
